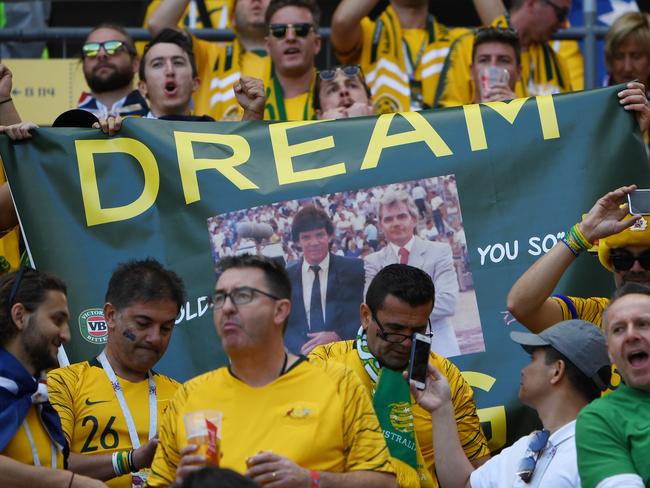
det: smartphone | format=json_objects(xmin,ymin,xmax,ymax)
[
  {"xmin": 408, "ymin": 333, "xmax": 432, "ymax": 390},
  {"xmin": 628, "ymin": 189, "xmax": 650, "ymax": 215}
]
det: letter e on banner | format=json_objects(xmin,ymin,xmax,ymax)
[
  {"xmin": 75, "ymin": 139, "xmax": 159, "ymax": 226},
  {"xmin": 269, "ymin": 120, "xmax": 346, "ymax": 185}
]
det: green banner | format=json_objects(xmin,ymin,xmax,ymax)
[{"xmin": 1, "ymin": 85, "xmax": 648, "ymax": 451}]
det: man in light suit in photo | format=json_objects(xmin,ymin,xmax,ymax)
[
  {"xmin": 286, "ymin": 205, "xmax": 365, "ymax": 355},
  {"xmin": 365, "ymin": 189, "xmax": 461, "ymax": 357}
]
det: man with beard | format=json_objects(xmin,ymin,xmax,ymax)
[
  {"xmin": 78, "ymin": 24, "xmax": 149, "ymax": 118},
  {"xmin": 310, "ymin": 264, "xmax": 489, "ymax": 487},
  {"xmin": 508, "ymin": 185, "xmax": 650, "ymax": 333},
  {"xmin": 148, "ymin": 0, "xmax": 269, "ymax": 120},
  {"xmin": 47, "ymin": 259, "xmax": 185, "ymax": 488},
  {"xmin": 0, "ymin": 268, "xmax": 105, "ymax": 487}
]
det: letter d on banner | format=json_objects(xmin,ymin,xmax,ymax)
[{"xmin": 75, "ymin": 139, "xmax": 160, "ymax": 226}]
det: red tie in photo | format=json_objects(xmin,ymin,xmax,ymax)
[{"xmin": 399, "ymin": 247, "xmax": 409, "ymax": 264}]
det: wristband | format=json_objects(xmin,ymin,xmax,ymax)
[
  {"xmin": 310, "ymin": 470, "xmax": 320, "ymax": 487},
  {"xmin": 559, "ymin": 237, "xmax": 580, "ymax": 256},
  {"xmin": 127, "ymin": 449, "xmax": 137, "ymax": 472},
  {"xmin": 567, "ymin": 223, "xmax": 592, "ymax": 252},
  {"xmin": 111, "ymin": 451, "xmax": 122, "ymax": 476}
]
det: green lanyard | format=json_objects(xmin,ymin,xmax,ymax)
[{"xmin": 267, "ymin": 66, "xmax": 315, "ymax": 121}]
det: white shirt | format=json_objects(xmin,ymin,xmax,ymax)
[
  {"xmin": 412, "ymin": 185, "xmax": 427, "ymax": 200},
  {"xmin": 470, "ymin": 421, "xmax": 580, "ymax": 488},
  {"xmin": 430, "ymin": 195, "xmax": 444, "ymax": 210},
  {"xmin": 388, "ymin": 236, "xmax": 415, "ymax": 262},
  {"xmin": 301, "ymin": 253, "xmax": 330, "ymax": 329}
]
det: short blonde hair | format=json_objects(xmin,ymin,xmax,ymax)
[{"xmin": 605, "ymin": 12, "xmax": 650, "ymax": 71}]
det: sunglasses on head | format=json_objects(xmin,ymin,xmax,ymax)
[
  {"xmin": 269, "ymin": 23, "xmax": 314, "ymax": 39},
  {"xmin": 610, "ymin": 251, "xmax": 650, "ymax": 271},
  {"xmin": 317, "ymin": 64, "xmax": 362, "ymax": 82},
  {"xmin": 82, "ymin": 40, "xmax": 132, "ymax": 58},
  {"xmin": 542, "ymin": 0, "xmax": 569, "ymax": 23},
  {"xmin": 516, "ymin": 429, "xmax": 550, "ymax": 483}
]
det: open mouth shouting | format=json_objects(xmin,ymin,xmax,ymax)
[{"xmin": 163, "ymin": 80, "xmax": 178, "ymax": 97}]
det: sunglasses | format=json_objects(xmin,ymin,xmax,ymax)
[
  {"xmin": 82, "ymin": 40, "xmax": 132, "ymax": 58},
  {"xmin": 516, "ymin": 429, "xmax": 550, "ymax": 483},
  {"xmin": 269, "ymin": 23, "xmax": 314, "ymax": 39},
  {"xmin": 610, "ymin": 251, "xmax": 650, "ymax": 271},
  {"xmin": 318, "ymin": 64, "xmax": 362, "ymax": 82},
  {"xmin": 542, "ymin": 0, "xmax": 569, "ymax": 23}
]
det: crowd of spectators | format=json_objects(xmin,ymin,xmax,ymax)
[{"xmin": 208, "ymin": 176, "xmax": 466, "ymax": 266}]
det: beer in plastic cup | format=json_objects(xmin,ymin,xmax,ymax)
[
  {"xmin": 478, "ymin": 66, "xmax": 510, "ymax": 99},
  {"xmin": 183, "ymin": 410, "xmax": 223, "ymax": 466}
]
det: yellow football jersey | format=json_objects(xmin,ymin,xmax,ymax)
[
  {"xmin": 192, "ymin": 36, "xmax": 268, "ymax": 120},
  {"xmin": 435, "ymin": 15, "xmax": 573, "ymax": 108},
  {"xmin": 336, "ymin": 5, "xmax": 468, "ymax": 113},
  {"xmin": 0, "ymin": 166, "xmax": 21, "ymax": 272},
  {"xmin": 309, "ymin": 340, "xmax": 490, "ymax": 488},
  {"xmin": 148, "ymin": 358, "xmax": 394, "ymax": 486},
  {"xmin": 1, "ymin": 405, "xmax": 65, "ymax": 468},
  {"xmin": 47, "ymin": 358, "xmax": 179, "ymax": 488}
]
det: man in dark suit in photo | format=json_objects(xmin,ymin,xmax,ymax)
[{"xmin": 286, "ymin": 205, "xmax": 365, "ymax": 355}]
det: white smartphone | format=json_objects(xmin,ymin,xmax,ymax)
[
  {"xmin": 628, "ymin": 189, "xmax": 650, "ymax": 215},
  {"xmin": 408, "ymin": 333, "xmax": 432, "ymax": 390}
]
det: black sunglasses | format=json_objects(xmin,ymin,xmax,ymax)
[
  {"xmin": 610, "ymin": 251, "xmax": 650, "ymax": 271},
  {"xmin": 542, "ymin": 0, "xmax": 569, "ymax": 23},
  {"xmin": 516, "ymin": 429, "xmax": 550, "ymax": 483},
  {"xmin": 82, "ymin": 40, "xmax": 133, "ymax": 58},
  {"xmin": 269, "ymin": 23, "xmax": 314, "ymax": 39},
  {"xmin": 318, "ymin": 65, "xmax": 362, "ymax": 82}
]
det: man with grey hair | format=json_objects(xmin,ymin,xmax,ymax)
[
  {"xmin": 414, "ymin": 319, "xmax": 611, "ymax": 487},
  {"xmin": 364, "ymin": 188, "xmax": 461, "ymax": 357},
  {"xmin": 576, "ymin": 283, "xmax": 650, "ymax": 488}
]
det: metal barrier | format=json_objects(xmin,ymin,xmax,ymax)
[{"xmin": 0, "ymin": 1, "xmax": 611, "ymax": 90}]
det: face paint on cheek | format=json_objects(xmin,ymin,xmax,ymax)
[{"xmin": 122, "ymin": 329, "xmax": 136, "ymax": 341}]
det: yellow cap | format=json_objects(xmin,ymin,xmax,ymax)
[{"xmin": 598, "ymin": 215, "xmax": 650, "ymax": 271}]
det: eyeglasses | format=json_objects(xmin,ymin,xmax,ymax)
[
  {"xmin": 82, "ymin": 40, "xmax": 133, "ymax": 58},
  {"xmin": 269, "ymin": 23, "xmax": 314, "ymax": 39},
  {"xmin": 516, "ymin": 429, "xmax": 550, "ymax": 483},
  {"xmin": 610, "ymin": 251, "xmax": 650, "ymax": 271},
  {"xmin": 372, "ymin": 312, "xmax": 432, "ymax": 344},
  {"xmin": 318, "ymin": 65, "xmax": 362, "ymax": 82},
  {"xmin": 541, "ymin": 0, "xmax": 569, "ymax": 23},
  {"xmin": 210, "ymin": 286, "xmax": 280, "ymax": 309}
]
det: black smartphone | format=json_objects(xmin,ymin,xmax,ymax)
[
  {"xmin": 408, "ymin": 333, "xmax": 431, "ymax": 390},
  {"xmin": 628, "ymin": 189, "xmax": 650, "ymax": 215}
]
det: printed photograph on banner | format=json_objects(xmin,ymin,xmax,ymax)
[{"xmin": 206, "ymin": 175, "xmax": 485, "ymax": 358}]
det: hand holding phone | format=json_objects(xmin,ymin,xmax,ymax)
[
  {"xmin": 628, "ymin": 189, "xmax": 650, "ymax": 215},
  {"xmin": 408, "ymin": 333, "xmax": 432, "ymax": 390}
]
